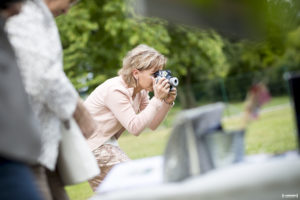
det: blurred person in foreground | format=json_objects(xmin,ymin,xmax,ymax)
[
  {"xmin": 0, "ymin": 0, "xmax": 43, "ymax": 199},
  {"xmin": 6, "ymin": 0, "xmax": 96, "ymax": 199},
  {"xmin": 84, "ymin": 44, "xmax": 177, "ymax": 191}
]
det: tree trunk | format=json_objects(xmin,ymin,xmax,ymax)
[{"xmin": 178, "ymin": 67, "xmax": 197, "ymax": 109}]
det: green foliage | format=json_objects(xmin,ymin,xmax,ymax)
[
  {"xmin": 56, "ymin": 3, "xmax": 97, "ymax": 90},
  {"xmin": 56, "ymin": 1, "xmax": 231, "ymax": 109},
  {"xmin": 166, "ymin": 25, "xmax": 229, "ymax": 108},
  {"xmin": 57, "ymin": 0, "xmax": 170, "ymax": 92},
  {"xmin": 222, "ymin": 0, "xmax": 300, "ymax": 76},
  {"xmin": 168, "ymin": 26, "xmax": 228, "ymax": 80},
  {"xmin": 56, "ymin": 0, "xmax": 300, "ymax": 107},
  {"xmin": 278, "ymin": 27, "xmax": 300, "ymax": 71}
]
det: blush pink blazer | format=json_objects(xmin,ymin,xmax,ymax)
[{"xmin": 84, "ymin": 76, "xmax": 172, "ymax": 151}]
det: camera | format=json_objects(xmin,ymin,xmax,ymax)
[{"xmin": 154, "ymin": 70, "xmax": 179, "ymax": 91}]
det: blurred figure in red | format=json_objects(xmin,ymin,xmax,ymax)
[{"xmin": 243, "ymin": 82, "xmax": 271, "ymax": 126}]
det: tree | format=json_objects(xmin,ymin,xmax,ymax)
[
  {"xmin": 56, "ymin": 0, "xmax": 300, "ymax": 107},
  {"xmin": 57, "ymin": 0, "xmax": 170, "ymax": 93},
  {"xmin": 167, "ymin": 25, "xmax": 229, "ymax": 108}
]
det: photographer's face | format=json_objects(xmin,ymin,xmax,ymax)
[{"xmin": 135, "ymin": 66, "xmax": 162, "ymax": 92}]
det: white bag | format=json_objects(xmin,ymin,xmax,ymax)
[{"xmin": 57, "ymin": 118, "xmax": 100, "ymax": 186}]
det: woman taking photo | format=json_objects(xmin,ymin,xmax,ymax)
[{"xmin": 85, "ymin": 44, "xmax": 177, "ymax": 190}]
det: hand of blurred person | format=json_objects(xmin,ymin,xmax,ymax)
[
  {"xmin": 164, "ymin": 87, "xmax": 177, "ymax": 105},
  {"xmin": 152, "ymin": 77, "xmax": 169, "ymax": 100},
  {"xmin": 73, "ymin": 98, "xmax": 97, "ymax": 138}
]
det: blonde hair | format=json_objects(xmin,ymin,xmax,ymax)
[{"xmin": 118, "ymin": 44, "xmax": 167, "ymax": 87}]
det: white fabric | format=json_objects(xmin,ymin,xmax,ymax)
[
  {"xmin": 91, "ymin": 153, "xmax": 300, "ymax": 200},
  {"xmin": 6, "ymin": 0, "xmax": 78, "ymax": 170},
  {"xmin": 58, "ymin": 118, "xmax": 100, "ymax": 186},
  {"xmin": 104, "ymin": 136, "xmax": 119, "ymax": 147}
]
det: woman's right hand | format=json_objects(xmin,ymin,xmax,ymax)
[{"xmin": 152, "ymin": 77, "xmax": 170, "ymax": 100}]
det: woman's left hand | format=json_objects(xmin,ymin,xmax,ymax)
[{"xmin": 164, "ymin": 88, "xmax": 177, "ymax": 105}]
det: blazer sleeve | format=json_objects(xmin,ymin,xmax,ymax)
[
  {"xmin": 139, "ymin": 91, "xmax": 172, "ymax": 130},
  {"xmin": 104, "ymin": 88, "xmax": 165, "ymax": 136}
]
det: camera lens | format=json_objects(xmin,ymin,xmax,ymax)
[{"xmin": 169, "ymin": 77, "xmax": 179, "ymax": 87}]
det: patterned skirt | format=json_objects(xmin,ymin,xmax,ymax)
[{"xmin": 88, "ymin": 144, "xmax": 130, "ymax": 191}]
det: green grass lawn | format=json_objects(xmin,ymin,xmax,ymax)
[
  {"xmin": 66, "ymin": 96, "xmax": 297, "ymax": 200},
  {"xmin": 222, "ymin": 105, "xmax": 297, "ymax": 154}
]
